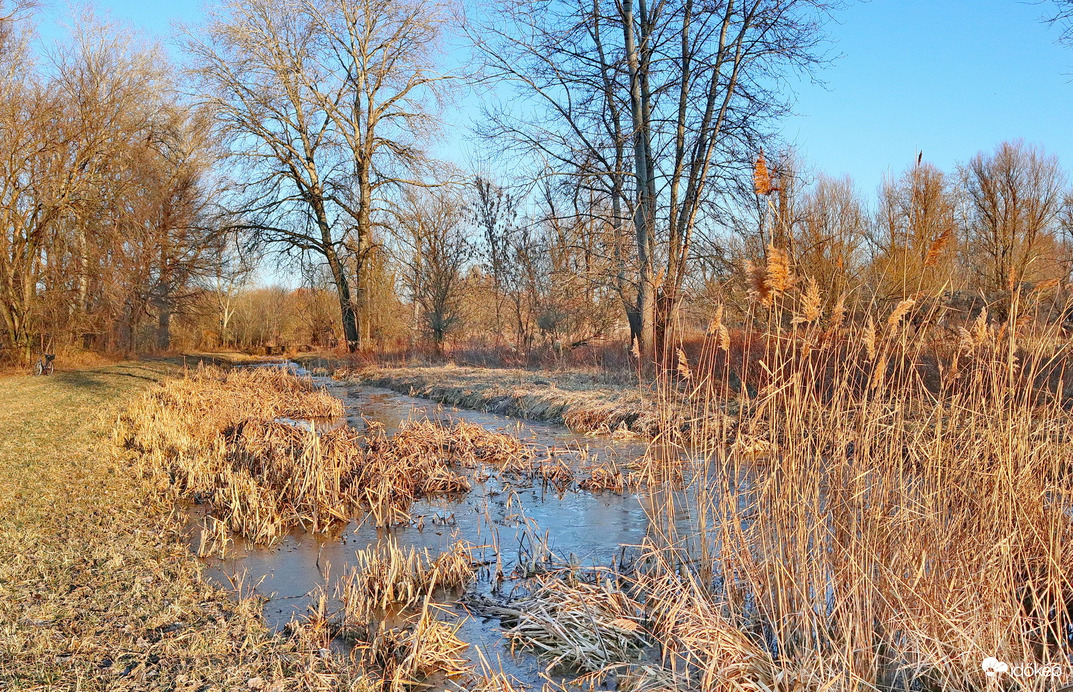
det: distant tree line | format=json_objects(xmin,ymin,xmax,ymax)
[
  {"xmin": 0, "ymin": 6, "xmax": 220, "ymax": 361},
  {"xmin": 3, "ymin": 0, "xmax": 1073, "ymax": 366}
]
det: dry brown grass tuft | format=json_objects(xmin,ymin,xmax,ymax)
[
  {"xmin": 335, "ymin": 541, "xmax": 475, "ymax": 691},
  {"xmin": 577, "ymin": 460, "xmax": 630, "ymax": 493},
  {"xmin": 339, "ymin": 540, "xmax": 474, "ymax": 625},
  {"xmin": 117, "ymin": 365, "xmax": 535, "ymax": 537},
  {"xmin": 343, "ymin": 606, "xmax": 470, "ymax": 692}
]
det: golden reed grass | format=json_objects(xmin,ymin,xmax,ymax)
[
  {"xmin": 637, "ymin": 277, "xmax": 1073, "ymax": 690},
  {"xmin": 331, "ymin": 541, "xmax": 475, "ymax": 691},
  {"xmin": 339, "ymin": 540, "xmax": 474, "ymax": 624}
]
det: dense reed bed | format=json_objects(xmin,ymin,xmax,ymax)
[
  {"xmin": 115, "ymin": 365, "xmax": 537, "ymax": 541},
  {"xmin": 493, "ymin": 284, "xmax": 1073, "ymax": 690},
  {"xmin": 668, "ymin": 292, "xmax": 1073, "ymax": 689}
]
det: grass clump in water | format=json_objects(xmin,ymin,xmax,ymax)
[
  {"xmin": 116, "ymin": 365, "xmax": 536, "ymax": 541},
  {"xmin": 331, "ymin": 541, "xmax": 475, "ymax": 691}
]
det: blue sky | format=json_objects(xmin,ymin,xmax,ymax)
[
  {"xmin": 784, "ymin": 0, "xmax": 1073, "ymax": 193},
  {"xmin": 33, "ymin": 0, "xmax": 1073, "ymax": 196}
]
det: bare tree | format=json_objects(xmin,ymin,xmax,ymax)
[
  {"xmin": 471, "ymin": 0, "xmax": 836, "ymax": 361},
  {"xmin": 0, "ymin": 12, "xmax": 197, "ymax": 359},
  {"xmin": 396, "ymin": 189, "xmax": 473, "ymax": 352},
  {"xmin": 472, "ymin": 176, "xmax": 519, "ymax": 348},
  {"xmin": 185, "ymin": 0, "xmax": 452, "ymax": 352},
  {"xmin": 870, "ymin": 160, "xmax": 958, "ymax": 300},
  {"xmin": 791, "ymin": 174, "xmax": 866, "ymax": 300},
  {"xmin": 960, "ymin": 141, "xmax": 1065, "ymax": 301}
]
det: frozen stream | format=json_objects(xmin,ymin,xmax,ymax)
[{"xmin": 195, "ymin": 366, "xmax": 691, "ymax": 685}]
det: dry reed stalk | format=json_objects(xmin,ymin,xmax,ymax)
[
  {"xmin": 464, "ymin": 668, "xmax": 528, "ymax": 692},
  {"xmin": 641, "ymin": 299, "xmax": 1073, "ymax": 690},
  {"xmin": 460, "ymin": 644, "xmax": 530, "ymax": 692},
  {"xmin": 535, "ymin": 458, "xmax": 575, "ymax": 490},
  {"xmin": 196, "ymin": 514, "xmax": 234, "ymax": 558}
]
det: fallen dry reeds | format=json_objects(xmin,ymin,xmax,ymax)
[
  {"xmin": 116, "ymin": 365, "xmax": 538, "ymax": 541},
  {"xmin": 503, "ymin": 576, "xmax": 649, "ymax": 674},
  {"xmin": 355, "ymin": 366, "xmax": 665, "ymax": 436}
]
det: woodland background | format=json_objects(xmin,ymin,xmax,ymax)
[{"xmin": 4, "ymin": 0, "xmax": 1073, "ymax": 367}]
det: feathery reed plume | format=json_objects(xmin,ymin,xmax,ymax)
[
  {"xmin": 923, "ymin": 227, "xmax": 952, "ymax": 267},
  {"xmin": 887, "ymin": 297, "xmax": 916, "ymax": 329},
  {"xmin": 745, "ymin": 259, "xmax": 771, "ymax": 306},
  {"xmin": 957, "ymin": 326, "xmax": 975, "ymax": 350},
  {"xmin": 1033, "ymin": 278, "xmax": 1061, "ymax": 294},
  {"xmin": 792, "ymin": 278, "xmax": 822, "ymax": 325},
  {"xmin": 765, "ymin": 244, "xmax": 794, "ymax": 296},
  {"xmin": 863, "ymin": 316, "xmax": 877, "ymax": 360},
  {"xmin": 973, "ymin": 307, "xmax": 990, "ymax": 346},
  {"xmin": 753, "ymin": 149, "xmax": 773, "ymax": 196},
  {"xmin": 706, "ymin": 305, "xmax": 724, "ymax": 337},
  {"xmin": 829, "ymin": 293, "xmax": 847, "ymax": 331},
  {"xmin": 676, "ymin": 348, "xmax": 692, "ymax": 381},
  {"xmin": 717, "ymin": 323, "xmax": 731, "ymax": 352}
]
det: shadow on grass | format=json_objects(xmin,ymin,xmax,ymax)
[{"xmin": 51, "ymin": 363, "xmax": 173, "ymax": 392}]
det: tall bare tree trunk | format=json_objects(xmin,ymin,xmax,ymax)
[{"xmin": 622, "ymin": 0, "xmax": 657, "ymax": 363}]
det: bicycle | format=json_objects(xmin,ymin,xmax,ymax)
[{"xmin": 32, "ymin": 352, "xmax": 55, "ymax": 376}]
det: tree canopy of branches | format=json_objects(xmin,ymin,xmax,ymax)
[
  {"xmin": 396, "ymin": 189, "xmax": 472, "ymax": 352},
  {"xmin": 0, "ymin": 11, "xmax": 218, "ymax": 361},
  {"xmin": 186, "ymin": 0, "xmax": 453, "ymax": 352},
  {"xmin": 471, "ymin": 0, "xmax": 837, "ymax": 361},
  {"xmin": 960, "ymin": 140, "xmax": 1065, "ymax": 299}
]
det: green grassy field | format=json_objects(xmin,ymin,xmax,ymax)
[{"xmin": 0, "ymin": 363, "xmax": 359, "ymax": 691}]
